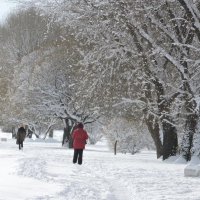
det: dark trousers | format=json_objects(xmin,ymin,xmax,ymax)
[
  {"xmin": 73, "ymin": 149, "xmax": 83, "ymax": 165},
  {"xmin": 19, "ymin": 141, "xmax": 23, "ymax": 150}
]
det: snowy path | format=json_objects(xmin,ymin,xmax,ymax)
[{"xmin": 0, "ymin": 139, "xmax": 200, "ymax": 200}]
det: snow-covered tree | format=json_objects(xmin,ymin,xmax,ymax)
[{"xmin": 1, "ymin": 6, "xmax": 100, "ymax": 145}]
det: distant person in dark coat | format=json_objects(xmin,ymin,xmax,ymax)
[
  {"xmin": 16, "ymin": 126, "xmax": 26, "ymax": 150},
  {"xmin": 72, "ymin": 122, "xmax": 88, "ymax": 165}
]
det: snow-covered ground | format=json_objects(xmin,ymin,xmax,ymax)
[{"xmin": 0, "ymin": 132, "xmax": 200, "ymax": 200}]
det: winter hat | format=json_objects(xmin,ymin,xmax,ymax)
[{"xmin": 77, "ymin": 122, "xmax": 84, "ymax": 129}]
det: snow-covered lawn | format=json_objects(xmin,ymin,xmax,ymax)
[{"xmin": 0, "ymin": 136, "xmax": 200, "ymax": 200}]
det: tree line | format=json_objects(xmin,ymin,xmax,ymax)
[{"xmin": 0, "ymin": 0, "xmax": 200, "ymax": 161}]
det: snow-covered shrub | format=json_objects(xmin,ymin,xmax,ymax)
[
  {"xmin": 102, "ymin": 117, "xmax": 153, "ymax": 154},
  {"xmin": 1, "ymin": 126, "xmax": 12, "ymax": 133},
  {"xmin": 85, "ymin": 122, "xmax": 103, "ymax": 145}
]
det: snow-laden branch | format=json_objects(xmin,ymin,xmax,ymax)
[
  {"xmin": 178, "ymin": 0, "xmax": 200, "ymax": 40},
  {"xmin": 133, "ymin": 23, "xmax": 189, "ymax": 80},
  {"xmin": 172, "ymin": 43, "xmax": 200, "ymax": 52},
  {"xmin": 113, "ymin": 98, "xmax": 146, "ymax": 108}
]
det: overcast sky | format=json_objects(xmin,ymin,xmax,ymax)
[{"xmin": 0, "ymin": 0, "xmax": 18, "ymax": 22}]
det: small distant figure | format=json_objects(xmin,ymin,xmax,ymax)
[
  {"xmin": 16, "ymin": 126, "xmax": 26, "ymax": 150},
  {"xmin": 72, "ymin": 122, "xmax": 88, "ymax": 165}
]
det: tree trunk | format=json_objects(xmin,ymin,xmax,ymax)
[
  {"xmin": 62, "ymin": 118, "xmax": 75, "ymax": 148},
  {"xmin": 12, "ymin": 126, "xmax": 16, "ymax": 138},
  {"xmin": 49, "ymin": 129, "xmax": 53, "ymax": 138},
  {"xmin": 62, "ymin": 127, "xmax": 68, "ymax": 146},
  {"xmin": 181, "ymin": 113, "xmax": 198, "ymax": 161},
  {"xmin": 162, "ymin": 119, "xmax": 178, "ymax": 160},
  {"xmin": 68, "ymin": 133, "xmax": 73, "ymax": 149},
  {"xmin": 180, "ymin": 77, "xmax": 198, "ymax": 161},
  {"xmin": 145, "ymin": 113, "xmax": 163, "ymax": 158},
  {"xmin": 27, "ymin": 128, "xmax": 33, "ymax": 138},
  {"xmin": 114, "ymin": 140, "xmax": 117, "ymax": 155}
]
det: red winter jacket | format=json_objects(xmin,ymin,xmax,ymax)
[{"xmin": 72, "ymin": 128, "xmax": 88, "ymax": 149}]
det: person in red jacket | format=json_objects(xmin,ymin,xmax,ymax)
[{"xmin": 72, "ymin": 122, "xmax": 88, "ymax": 165}]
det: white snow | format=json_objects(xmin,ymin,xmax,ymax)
[
  {"xmin": 1, "ymin": 132, "xmax": 200, "ymax": 200},
  {"xmin": 184, "ymin": 156, "xmax": 200, "ymax": 177}
]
